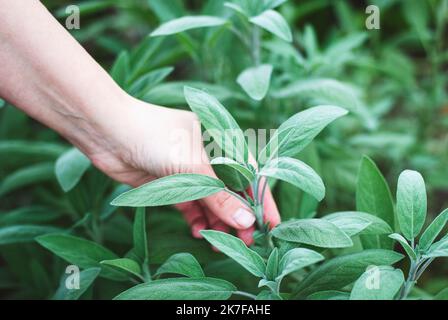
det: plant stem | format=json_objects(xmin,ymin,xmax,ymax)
[
  {"xmin": 252, "ymin": 26, "xmax": 261, "ymax": 66},
  {"xmin": 233, "ymin": 290, "xmax": 257, "ymax": 300},
  {"xmin": 399, "ymin": 259, "xmax": 419, "ymax": 300},
  {"xmin": 415, "ymin": 257, "xmax": 435, "ymax": 281}
]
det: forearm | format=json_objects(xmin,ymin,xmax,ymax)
[{"xmin": 0, "ymin": 1, "xmax": 128, "ymax": 156}]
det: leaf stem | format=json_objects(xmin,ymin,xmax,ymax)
[{"xmin": 233, "ymin": 290, "xmax": 257, "ymax": 300}]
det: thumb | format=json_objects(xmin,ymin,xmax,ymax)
[{"xmin": 200, "ymin": 191, "xmax": 255, "ymax": 230}]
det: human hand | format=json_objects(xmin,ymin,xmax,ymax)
[{"xmin": 86, "ymin": 96, "xmax": 280, "ymax": 245}]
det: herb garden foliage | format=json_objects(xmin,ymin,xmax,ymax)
[{"xmin": 1, "ymin": 0, "xmax": 448, "ymax": 300}]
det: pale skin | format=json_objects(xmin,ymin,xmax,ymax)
[{"xmin": 0, "ymin": 1, "xmax": 280, "ymax": 245}]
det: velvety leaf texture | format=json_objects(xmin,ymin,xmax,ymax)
[
  {"xmin": 114, "ymin": 277, "xmax": 236, "ymax": 300},
  {"xmin": 250, "ymin": 10, "xmax": 292, "ymax": 42},
  {"xmin": 396, "ymin": 170, "xmax": 427, "ymax": 240},
  {"xmin": 271, "ymin": 219, "xmax": 353, "ymax": 248},
  {"xmin": 184, "ymin": 86, "xmax": 248, "ymax": 162},
  {"xmin": 155, "ymin": 253, "xmax": 204, "ymax": 278},
  {"xmin": 111, "ymin": 174, "xmax": 225, "ymax": 207},
  {"xmin": 200, "ymin": 230, "xmax": 266, "ymax": 277},
  {"xmin": 150, "ymin": 16, "xmax": 227, "ymax": 37},
  {"xmin": 294, "ymin": 249, "xmax": 404, "ymax": 298},
  {"xmin": 237, "ymin": 64, "xmax": 273, "ymax": 101},
  {"xmin": 350, "ymin": 266, "xmax": 404, "ymax": 300},
  {"xmin": 259, "ymin": 157, "xmax": 325, "ymax": 201}
]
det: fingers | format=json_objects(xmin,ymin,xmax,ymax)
[
  {"xmin": 260, "ymin": 181, "xmax": 281, "ymax": 229},
  {"xmin": 175, "ymin": 201, "xmax": 207, "ymax": 239},
  {"xmin": 237, "ymin": 226, "xmax": 255, "ymax": 246},
  {"xmin": 200, "ymin": 191, "xmax": 255, "ymax": 230},
  {"xmin": 203, "ymin": 207, "xmax": 230, "ymax": 233}
]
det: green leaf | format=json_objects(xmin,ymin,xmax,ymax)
[
  {"xmin": 155, "ymin": 253, "xmax": 204, "ymax": 278},
  {"xmin": 0, "ymin": 225, "xmax": 60, "ymax": 245},
  {"xmin": 237, "ymin": 64, "xmax": 273, "ymax": 101},
  {"xmin": 0, "ymin": 98, "xmax": 5, "ymax": 109},
  {"xmin": 256, "ymin": 290, "xmax": 282, "ymax": 300},
  {"xmin": 265, "ymin": 248, "xmax": 279, "ymax": 280},
  {"xmin": 271, "ymin": 219, "xmax": 353, "ymax": 248},
  {"xmin": 114, "ymin": 277, "xmax": 236, "ymax": 300},
  {"xmin": 434, "ymin": 288, "xmax": 448, "ymax": 300},
  {"xmin": 249, "ymin": 10, "xmax": 292, "ymax": 42},
  {"xmin": 388, "ymin": 233, "xmax": 416, "ymax": 260},
  {"xmin": 0, "ymin": 162, "xmax": 55, "ymax": 197},
  {"xmin": 294, "ymin": 249, "xmax": 404, "ymax": 297},
  {"xmin": 184, "ymin": 86, "xmax": 248, "ymax": 163},
  {"xmin": 133, "ymin": 208, "xmax": 148, "ymax": 263},
  {"xmin": 36, "ymin": 234, "xmax": 125, "ymax": 281},
  {"xmin": 55, "ymin": 148, "xmax": 91, "ymax": 192},
  {"xmin": 128, "ymin": 67, "xmax": 174, "ymax": 97},
  {"xmin": 350, "ymin": 266, "xmax": 405, "ymax": 300},
  {"xmin": 111, "ymin": 174, "xmax": 225, "ymax": 207},
  {"xmin": 211, "ymin": 157, "xmax": 254, "ymax": 183},
  {"xmin": 322, "ymin": 214, "xmax": 370, "ymax": 237},
  {"xmin": 324, "ymin": 211, "xmax": 393, "ymax": 236},
  {"xmin": 110, "ymin": 51, "xmax": 130, "ymax": 87},
  {"xmin": 356, "ymin": 156, "xmax": 395, "ymax": 249},
  {"xmin": 424, "ymin": 238, "xmax": 448, "ymax": 258},
  {"xmin": 259, "ymin": 157, "xmax": 325, "ymax": 201},
  {"xmin": 258, "ymin": 105, "xmax": 347, "ymax": 162},
  {"xmin": 150, "ymin": 16, "xmax": 227, "ymax": 37},
  {"xmin": 0, "ymin": 140, "xmax": 66, "ymax": 165},
  {"xmin": 307, "ymin": 291, "xmax": 350, "ymax": 300},
  {"xmin": 0, "ymin": 206, "xmax": 62, "ymax": 226},
  {"xmin": 200, "ymin": 230, "xmax": 265, "ymax": 277},
  {"xmin": 53, "ymin": 267, "xmax": 101, "ymax": 300},
  {"xmin": 419, "ymin": 208, "xmax": 448, "ymax": 252},
  {"xmin": 100, "ymin": 258, "xmax": 142, "ymax": 279},
  {"xmin": 277, "ymin": 248, "xmax": 324, "ymax": 280},
  {"xmin": 397, "ymin": 170, "xmax": 427, "ymax": 240}
]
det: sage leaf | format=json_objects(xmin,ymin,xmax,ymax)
[
  {"xmin": 419, "ymin": 208, "xmax": 448, "ymax": 252},
  {"xmin": 184, "ymin": 86, "xmax": 248, "ymax": 162},
  {"xmin": 259, "ymin": 157, "xmax": 325, "ymax": 201},
  {"xmin": 155, "ymin": 253, "xmax": 204, "ymax": 278},
  {"xmin": 133, "ymin": 208, "xmax": 148, "ymax": 263},
  {"xmin": 210, "ymin": 157, "xmax": 254, "ymax": 183},
  {"xmin": 277, "ymin": 248, "xmax": 324, "ymax": 280},
  {"xmin": 424, "ymin": 238, "xmax": 448, "ymax": 258},
  {"xmin": 110, "ymin": 51, "xmax": 129, "ymax": 87},
  {"xmin": 0, "ymin": 225, "xmax": 60, "ymax": 245},
  {"xmin": 111, "ymin": 174, "xmax": 225, "ymax": 207},
  {"xmin": 36, "ymin": 234, "xmax": 126, "ymax": 281},
  {"xmin": 265, "ymin": 248, "xmax": 279, "ymax": 280},
  {"xmin": 100, "ymin": 258, "xmax": 142, "ymax": 280},
  {"xmin": 350, "ymin": 266, "xmax": 404, "ymax": 300},
  {"xmin": 55, "ymin": 148, "xmax": 91, "ymax": 192},
  {"xmin": 237, "ymin": 64, "xmax": 273, "ymax": 101},
  {"xmin": 388, "ymin": 233, "xmax": 416, "ymax": 260},
  {"xmin": 434, "ymin": 288, "xmax": 448, "ymax": 300},
  {"xmin": 356, "ymin": 156, "xmax": 395, "ymax": 249},
  {"xmin": 294, "ymin": 249, "xmax": 404, "ymax": 298},
  {"xmin": 200, "ymin": 230, "xmax": 266, "ymax": 277},
  {"xmin": 271, "ymin": 219, "xmax": 353, "ymax": 248},
  {"xmin": 249, "ymin": 10, "xmax": 292, "ymax": 42},
  {"xmin": 258, "ymin": 105, "xmax": 347, "ymax": 162},
  {"xmin": 397, "ymin": 170, "xmax": 427, "ymax": 240},
  {"xmin": 324, "ymin": 211, "xmax": 392, "ymax": 236},
  {"xmin": 114, "ymin": 277, "xmax": 236, "ymax": 300},
  {"xmin": 150, "ymin": 16, "xmax": 227, "ymax": 37},
  {"xmin": 53, "ymin": 268, "xmax": 101, "ymax": 300}
]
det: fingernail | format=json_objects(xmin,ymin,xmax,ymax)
[
  {"xmin": 232, "ymin": 209, "xmax": 256, "ymax": 228},
  {"xmin": 192, "ymin": 224, "xmax": 204, "ymax": 238}
]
